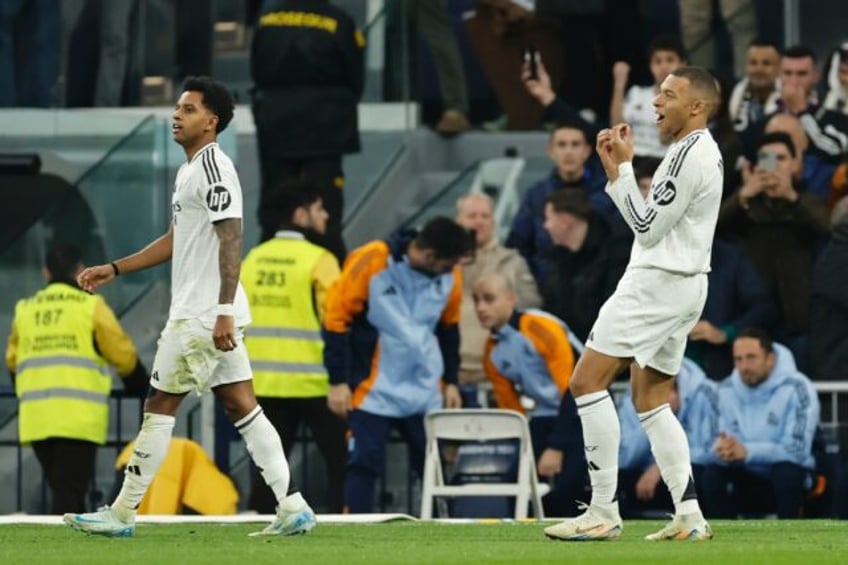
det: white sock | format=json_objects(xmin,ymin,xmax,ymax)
[
  {"xmin": 112, "ymin": 412, "xmax": 175, "ymax": 522},
  {"xmin": 576, "ymin": 390, "xmax": 620, "ymax": 509},
  {"xmin": 236, "ymin": 405, "xmax": 291, "ymax": 508},
  {"xmin": 639, "ymin": 403, "xmax": 701, "ymax": 516}
]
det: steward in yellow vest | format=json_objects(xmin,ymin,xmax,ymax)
[
  {"xmin": 241, "ymin": 180, "xmax": 346, "ymax": 512},
  {"xmin": 5, "ymin": 244, "xmax": 147, "ymax": 513}
]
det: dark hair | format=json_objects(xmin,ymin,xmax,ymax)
[
  {"xmin": 648, "ymin": 34, "xmax": 687, "ymax": 62},
  {"xmin": 757, "ymin": 131, "xmax": 797, "ymax": 158},
  {"xmin": 748, "ymin": 37, "xmax": 782, "ymax": 52},
  {"xmin": 546, "ymin": 188, "xmax": 592, "ymax": 220},
  {"xmin": 45, "ymin": 243, "xmax": 82, "ymax": 280},
  {"xmin": 782, "ymin": 44, "xmax": 817, "ymax": 64},
  {"xmin": 269, "ymin": 179, "xmax": 323, "ymax": 228},
  {"xmin": 736, "ymin": 327, "xmax": 774, "ymax": 354},
  {"xmin": 550, "ymin": 119, "xmax": 590, "ymax": 144},
  {"xmin": 670, "ymin": 66, "xmax": 720, "ymax": 112},
  {"xmin": 416, "ymin": 217, "xmax": 475, "ymax": 260},
  {"xmin": 181, "ymin": 76, "xmax": 234, "ymax": 133}
]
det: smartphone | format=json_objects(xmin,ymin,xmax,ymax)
[
  {"xmin": 524, "ymin": 47, "xmax": 539, "ymax": 80},
  {"xmin": 758, "ymin": 150, "xmax": 777, "ymax": 171}
]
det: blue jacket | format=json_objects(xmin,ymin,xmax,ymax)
[
  {"xmin": 718, "ymin": 343, "xmax": 819, "ymax": 473},
  {"xmin": 484, "ymin": 310, "xmax": 579, "ymax": 418},
  {"xmin": 618, "ymin": 359, "xmax": 719, "ymax": 470},
  {"xmin": 686, "ymin": 239, "xmax": 776, "ymax": 379},
  {"xmin": 506, "ymin": 168, "xmax": 612, "ymax": 280},
  {"xmin": 323, "ymin": 230, "xmax": 462, "ymax": 417}
]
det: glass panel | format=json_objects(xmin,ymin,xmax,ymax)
[{"xmin": 400, "ymin": 161, "xmax": 481, "ymax": 230}]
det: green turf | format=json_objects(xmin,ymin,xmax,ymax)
[{"xmin": 1, "ymin": 520, "xmax": 846, "ymax": 564}]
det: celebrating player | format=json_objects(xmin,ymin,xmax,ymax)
[{"xmin": 544, "ymin": 66, "xmax": 721, "ymax": 541}]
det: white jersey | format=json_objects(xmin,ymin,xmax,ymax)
[
  {"xmin": 606, "ymin": 128, "xmax": 723, "ymax": 275},
  {"xmin": 623, "ymin": 85, "xmax": 667, "ymax": 158},
  {"xmin": 170, "ymin": 142, "xmax": 250, "ymax": 326}
]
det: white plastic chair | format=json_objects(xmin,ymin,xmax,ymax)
[{"xmin": 420, "ymin": 409, "xmax": 548, "ymax": 519}]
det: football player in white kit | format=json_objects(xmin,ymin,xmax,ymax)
[
  {"xmin": 544, "ymin": 66, "xmax": 722, "ymax": 542},
  {"xmin": 64, "ymin": 77, "xmax": 316, "ymax": 538}
]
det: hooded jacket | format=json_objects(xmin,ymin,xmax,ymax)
[{"xmin": 717, "ymin": 343, "xmax": 819, "ymax": 473}]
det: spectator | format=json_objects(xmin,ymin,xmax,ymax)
[
  {"xmin": 710, "ymin": 72, "xmax": 744, "ymax": 197},
  {"xmin": 250, "ymin": 0, "xmax": 365, "ymax": 262},
  {"xmin": 687, "ymin": 239, "xmax": 776, "ymax": 380},
  {"xmin": 728, "ymin": 39, "xmax": 781, "ymax": 155},
  {"xmin": 764, "ymin": 112, "xmax": 835, "ymax": 199},
  {"xmin": 5, "ymin": 244, "xmax": 148, "ymax": 513},
  {"xmin": 472, "ymin": 272, "xmax": 587, "ymax": 517},
  {"xmin": 455, "ymin": 193, "xmax": 541, "ymax": 407},
  {"xmin": 773, "ymin": 45, "xmax": 848, "ymax": 164},
  {"xmin": 679, "ymin": 0, "xmax": 757, "ymax": 77},
  {"xmin": 521, "ymin": 57, "xmax": 598, "ymax": 139},
  {"xmin": 385, "ymin": 0, "xmax": 470, "ymax": 135},
  {"xmin": 617, "ymin": 358, "xmax": 718, "ymax": 519},
  {"xmin": 0, "ymin": 0, "xmax": 59, "ymax": 107},
  {"xmin": 506, "ymin": 120, "xmax": 610, "ymax": 281},
  {"xmin": 241, "ymin": 181, "xmax": 346, "ymax": 513},
  {"xmin": 540, "ymin": 188, "xmax": 631, "ymax": 343},
  {"xmin": 609, "ymin": 35, "xmax": 687, "ymax": 160},
  {"xmin": 823, "ymin": 41, "xmax": 848, "ymax": 115},
  {"xmin": 810, "ymin": 205, "xmax": 848, "ymax": 380},
  {"xmin": 701, "ymin": 329, "xmax": 820, "ymax": 519},
  {"xmin": 717, "ymin": 132, "xmax": 830, "ymax": 370},
  {"xmin": 322, "ymin": 217, "xmax": 474, "ymax": 513}
]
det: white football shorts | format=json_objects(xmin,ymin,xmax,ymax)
[
  {"xmin": 150, "ymin": 318, "xmax": 253, "ymax": 395},
  {"xmin": 586, "ymin": 267, "xmax": 707, "ymax": 376}
]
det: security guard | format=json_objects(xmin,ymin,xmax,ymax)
[
  {"xmin": 241, "ymin": 180, "xmax": 346, "ymax": 513},
  {"xmin": 251, "ymin": 0, "xmax": 365, "ymax": 262},
  {"xmin": 5, "ymin": 244, "xmax": 147, "ymax": 513}
]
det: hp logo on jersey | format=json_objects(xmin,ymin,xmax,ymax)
[
  {"xmin": 653, "ymin": 180, "xmax": 676, "ymax": 206},
  {"xmin": 207, "ymin": 185, "xmax": 231, "ymax": 212}
]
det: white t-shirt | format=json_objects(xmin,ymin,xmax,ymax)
[
  {"xmin": 622, "ymin": 85, "xmax": 667, "ymax": 158},
  {"xmin": 169, "ymin": 142, "xmax": 251, "ymax": 326},
  {"xmin": 606, "ymin": 128, "xmax": 723, "ymax": 275}
]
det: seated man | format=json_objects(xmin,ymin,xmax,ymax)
[
  {"xmin": 540, "ymin": 188, "xmax": 632, "ymax": 342},
  {"xmin": 616, "ymin": 358, "xmax": 718, "ymax": 518},
  {"xmin": 472, "ymin": 272, "xmax": 587, "ymax": 516},
  {"xmin": 455, "ymin": 193, "xmax": 541, "ymax": 407},
  {"xmin": 506, "ymin": 120, "xmax": 611, "ymax": 282},
  {"xmin": 701, "ymin": 328, "xmax": 820, "ymax": 519}
]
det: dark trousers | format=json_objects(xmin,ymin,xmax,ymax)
[
  {"xmin": 256, "ymin": 151, "xmax": 347, "ymax": 264},
  {"xmin": 344, "ymin": 409, "xmax": 426, "ymax": 513},
  {"xmin": 533, "ymin": 404, "xmax": 590, "ymax": 517},
  {"xmin": 31, "ymin": 438, "xmax": 98, "ymax": 514},
  {"xmin": 701, "ymin": 462, "xmax": 809, "ymax": 518},
  {"xmin": 249, "ymin": 396, "xmax": 347, "ymax": 513}
]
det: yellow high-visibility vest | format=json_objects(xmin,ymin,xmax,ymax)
[
  {"xmin": 242, "ymin": 236, "xmax": 329, "ymax": 397},
  {"xmin": 14, "ymin": 283, "xmax": 112, "ymax": 444}
]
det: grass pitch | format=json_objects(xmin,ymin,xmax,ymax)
[{"xmin": 1, "ymin": 520, "xmax": 846, "ymax": 564}]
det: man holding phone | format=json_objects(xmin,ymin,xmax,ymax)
[{"xmin": 718, "ymin": 131, "xmax": 830, "ymax": 371}]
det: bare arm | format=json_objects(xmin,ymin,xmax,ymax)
[
  {"xmin": 609, "ymin": 62, "xmax": 630, "ymax": 126},
  {"xmin": 214, "ymin": 218, "xmax": 243, "ymax": 305},
  {"xmin": 78, "ymin": 224, "xmax": 174, "ymax": 292},
  {"xmin": 211, "ymin": 218, "xmax": 243, "ymax": 351}
]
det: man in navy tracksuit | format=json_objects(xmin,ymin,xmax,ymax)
[{"xmin": 701, "ymin": 328, "xmax": 820, "ymax": 518}]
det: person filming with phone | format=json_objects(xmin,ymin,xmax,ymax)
[{"xmin": 717, "ymin": 131, "xmax": 830, "ymax": 372}]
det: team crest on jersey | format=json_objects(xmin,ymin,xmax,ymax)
[
  {"xmin": 653, "ymin": 180, "xmax": 676, "ymax": 206},
  {"xmin": 206, "ymin": 185, "xmax": 231, "ymax": 212}
]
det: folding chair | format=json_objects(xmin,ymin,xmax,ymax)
[{"xmin": 420, "ymin": 409, "xmax": 548, "ymax": 519}]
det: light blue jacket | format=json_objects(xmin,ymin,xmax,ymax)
[
  {"xmin": 618, "ymin": 358, "xmax": 719, "ymax": 470},
  {"xmin": 717, "ymin": 343, "xmax": 819, "ymax": 473}
]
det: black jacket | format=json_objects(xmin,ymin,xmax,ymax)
[
  {"xmin": 251, "ymin": 0, "xmax": 364, "ymax": 156},
  {"xmin": 541, "ymin": 213, "xmax": 632, "ymax": 342},
  {"xmin": 810, "ymin": 220, "xmax": 848, "ymax": 380}
]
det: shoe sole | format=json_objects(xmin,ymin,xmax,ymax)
[
  {"xmin": 63, "ymin": 515, "xmax": 134, "ymax": 538},
  {"xmin": 645, "ymin": 529, "xmax": 714, "ymax": 541},
  {"xmin": 248, "ymin": 516, "xmax": 317, "ymax": 537},
  {"xmin": 545, "ymin": 524, "xmax": 622, "ymax": 542}
]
